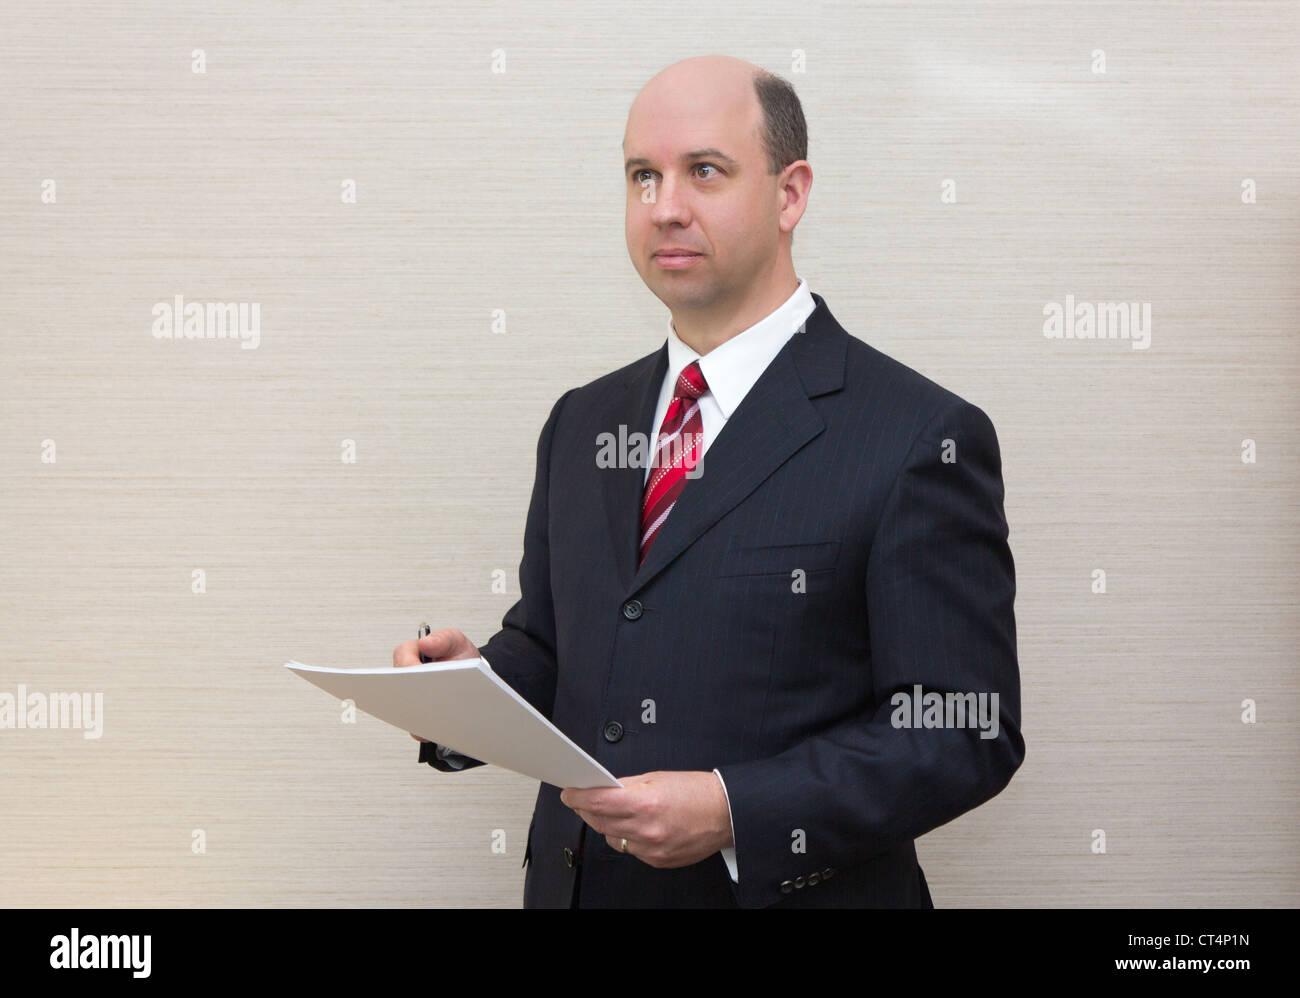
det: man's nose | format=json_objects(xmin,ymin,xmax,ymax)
[{"xmin": 648, "ymin": 177, "xmax": 691, "ymax": 225}]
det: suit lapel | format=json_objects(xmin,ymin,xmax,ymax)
[
  {"xmin": 597, "ymin": 292, "xmax": 849, "ymax": 598},
  {"xmin": 596, "ymin": 342, "xmax": 666, "ymax": 594}
]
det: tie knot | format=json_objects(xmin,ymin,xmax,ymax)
[{"xmin": 674, "ymin": 360, "xmax": 708, "ymax": 401}]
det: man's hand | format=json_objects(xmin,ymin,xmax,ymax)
[
  {"xmin": 393, "ymin": 627, "xmax": 479, "ymax": 742},
  {"xmin": 560, "ymin": 770, "xmax": 734, "ymax": 869}
]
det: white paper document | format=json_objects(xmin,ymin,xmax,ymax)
[{"xmin": 285, "ymin": 657, "xmax": 622, "ymax": 790}]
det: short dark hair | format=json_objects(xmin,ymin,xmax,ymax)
[{"xmin": 753, "ymin": 68, "xmax": 807, "ymax": 175}]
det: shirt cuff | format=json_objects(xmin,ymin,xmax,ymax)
[
  {"xmin": 435, "ymin": 744, "xmax": 469, "ymax": 769},
  {"xmin": 713, "ymin": 767, "xmax": 739, "ymax": 882}
]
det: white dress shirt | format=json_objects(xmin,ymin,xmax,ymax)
[{"xmin": 642, "ymin": 276, "xmax": 817, "ymax": 883}]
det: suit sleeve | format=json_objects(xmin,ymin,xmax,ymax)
[
  {"xmin": 714, "ymin": 399, "xmax": 1025, "ymax": 907},
  {"xmin": 419, "ymin": 388, "xmax": 574, "ymax": 773}
]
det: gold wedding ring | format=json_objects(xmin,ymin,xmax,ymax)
[{"xmin": 620, "ymin": 837, "xmax": 629, "ymax": 854}]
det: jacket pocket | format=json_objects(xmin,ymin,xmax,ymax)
[{"xmin": 714, "ymin": 540, "xmax": 840, "ymax": 578}]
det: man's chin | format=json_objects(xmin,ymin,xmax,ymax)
[{"xmin": 650, "ymin": 277, "xmax": 719, "ymax": 311}]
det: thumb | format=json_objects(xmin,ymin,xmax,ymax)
[
  {"xmin": 418, "ymin": 628, "xmax": 454, "ymax": 659},
  {"xmin": 616, "ymin": 772, "xmax": 655, "ymax": 786}
]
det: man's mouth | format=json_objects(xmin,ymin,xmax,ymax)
[{"xmin": 653, "ymin": 250, "xmax": 703, "ymax": 268}]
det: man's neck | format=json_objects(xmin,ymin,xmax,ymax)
[{"xmin": 670, "ymin": 268, "xmax": 800, "ymax": 356}]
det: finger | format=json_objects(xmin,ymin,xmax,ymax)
[
  {"xmin": 594, "ymin": 817, "xmax": 637, "ymax": 841},
  {"xmin": 560, "ymin": 787, "xmax": 609, "ymax": 810},
  {"xmin": 575, "ymin": 810, "xmax": 605, "ymax": 834},
  {"xmin": 418, "ymin": 629, "xmax": 465, "ymax": 663},
  {"xmin": 617, "ymin": 772, "xmax": 657, "ymax": 785},
  {"xmin": 577, "ymin": 810, "xmax": 626, "ymax": 839},
  {"xmin": 588, "ymin": 781, "xmax": 649, "ymax": 819},
  {"xmin": 562, "ymin": 786, "xmax": 640, "ymax": 818},
  {"xmin": 416, "ymin": 631, "xmax": 443, "ymax": 662}
]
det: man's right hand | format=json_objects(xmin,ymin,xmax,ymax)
[{"xmin": 393, "ymin": 627, "xmax": 480, "ymax": 741}]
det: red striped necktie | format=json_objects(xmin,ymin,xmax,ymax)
[{"xmin": 640, "ymin": 360, "xmax": 708, "ymax": 565}]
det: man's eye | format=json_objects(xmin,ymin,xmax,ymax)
[{"xmin": 630, "ymin": 165, "xmax": 719, "ymax": 183}]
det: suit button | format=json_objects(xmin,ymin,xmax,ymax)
[
  {"xmin": 822, "ymin": 867, "xmax": 835, "ymax": 880},
  {"xmin": 794, "ymin": 876, "xmax": 806, "ymax": 889},
  {"xmin": 621, "ymin": 599, "xmax": 642, "ymax": 620},
  {"xmin": 808, "ymin": 872, "xmax": 821, "ymax": 886},
  {"xmin": 563, "ymin": 847, "xmax": 575, "ymax": 868},
  {"xmin": 779, "ymin": 880, "xmax": 794, "ymax": 894},
  {"xmin": 602, "ymin": 721, "xmax": 624, "ymax": 742}
]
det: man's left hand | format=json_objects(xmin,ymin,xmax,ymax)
[{"xmin": 560, "ymin": 770, "xmax": 734, "ymax": 869}]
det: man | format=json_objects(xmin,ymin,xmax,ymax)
[{"xmin": 394, "ymin": 54, "xmax": 1024, "ymax": 908}]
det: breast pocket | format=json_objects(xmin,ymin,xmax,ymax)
[{"xmin": 714, "ymin": 540, "xmax": 840, "ymax": 578}]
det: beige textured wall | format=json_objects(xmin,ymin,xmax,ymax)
[{"xmin": 2, "ymin": 1, "xmax": 1297, "ymax": 907}]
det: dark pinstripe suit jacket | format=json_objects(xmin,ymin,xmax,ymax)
[{"xmin": 420, "ymin": 292, "xmax": 1024, "ymax": 908}]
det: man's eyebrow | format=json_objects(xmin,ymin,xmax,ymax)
[{"xmin": 624, "ymin": 148, "xmax": 740, "ymax": 174}]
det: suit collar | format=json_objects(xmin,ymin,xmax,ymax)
[{"xmin": 599, "ymin": 291, "xmax": 849, "ymax": 596}]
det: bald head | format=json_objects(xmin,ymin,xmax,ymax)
[
  {"xmin": 625, "ymin": 56, "xmax": 804, "ymax": 176},
  {"xmin": 626, "ymin": 56, "xmax": 763, "ymax": 150}
]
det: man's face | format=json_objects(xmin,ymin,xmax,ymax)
[{"xmin": 623, "ymin": 74, "xmax": 781, "ymax": 315}]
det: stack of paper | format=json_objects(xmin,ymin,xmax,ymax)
[{"xmin": 285, "ymin": 657, "xmax": 621, "ymax": 790}]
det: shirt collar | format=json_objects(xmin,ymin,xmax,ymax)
[{"xmin": 664, "ymin": 277, "xmax": 815, "ymax": 419}]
